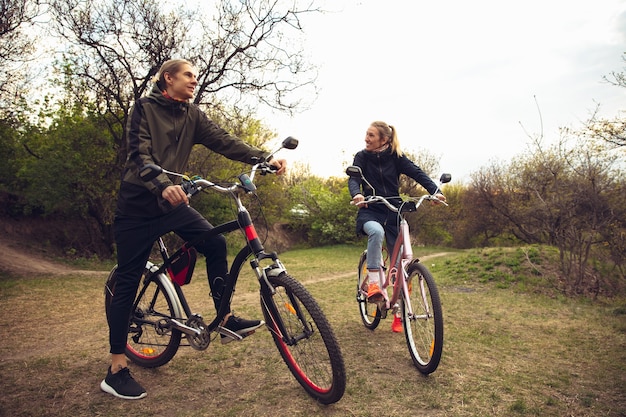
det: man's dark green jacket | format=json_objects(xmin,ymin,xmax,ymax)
[{"xmin": 117, "ymin": 84, "xmax": 270, "ymax": 217}]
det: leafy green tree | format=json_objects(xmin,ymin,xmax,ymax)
[
  {"xmin": 185, "ymin": 112, "xmax": 291, "ymax": 233},
  {"xmin": 0, "ymin": 119, "xmax": 23, "ymax": 215},
  {"xmin": 0, "ymin": 0, "xmax": 321, "ymax": 255},
  {"xmin": 15, "ymin": 99, "xmax": 118, "ymax": 254},
  {"xmin": 286, "ymin": 175, "xmax": 356, "ymax": 246},
  {"xmin": 398, "ymin": 149, "xmax": 450, "ymax": 246},
  {"xmin": 0, "ymin": 0, "xmax": 41, "ymax": 191}
]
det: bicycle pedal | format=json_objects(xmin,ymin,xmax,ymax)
[
  {"xmin": 376, "ymin": 300, "xmax": 388, "ymax": 318},
  {"xmin": 217, "ymin": 326, "xmax": 243, "ymax": 341},
  {"xmin": 367, "ymin": 294, "xmax": 384, "ymax": 304}
]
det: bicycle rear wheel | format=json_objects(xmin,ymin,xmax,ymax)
[
  {"xmin": 402, "ymin": 261, "xmax": 443, "ymax": 374},
  {"xmin": 357, "ymin": 251, "xmax": 381, "ymax": 330},
  {"xmin": 261, "ymin": 272, "xmax": 346, "ymax": 404},
  {"xmin": 105, "ymin": 266, "xmax": 182, "ymax": 368}
]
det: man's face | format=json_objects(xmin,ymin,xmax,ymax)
[{"xmin": 165, "ymin": 64, "xmax": 198, "ymax": 101}]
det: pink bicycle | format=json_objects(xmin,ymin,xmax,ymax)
[{"xmin": 347, "ymin": 165, "xmax": 450, "ymax": 375}]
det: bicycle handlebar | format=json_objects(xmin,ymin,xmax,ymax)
[
  {"xmin": 139, "ymin": 136, "xmax": 297, "ymax": 198},
  {"xmin": 351, "ymin": 194, "xmax": 448, "ymax": 213},
  {"xmin": 181, "ymin": 161, "xmax": 278, "ymax": 198},
  {"xmin": 345, "ymin": 165, "xmax": 451, "ymax": 213}
]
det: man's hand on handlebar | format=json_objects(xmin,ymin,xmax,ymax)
[
  {"xmin": 162, "ymin": 185, "xmax": 189, "ymax": 206},
  {"xmin": 270, "ymin": 158, "xmax": 287, "ymax": 175}
]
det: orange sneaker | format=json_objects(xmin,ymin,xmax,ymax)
[
  {"xmin": 391, "ymin": 314, "xmax": 402, "ymax": 333},
  {"xmin": 367, "ymin": 283, "xmax": 383, "ymax": 302}
]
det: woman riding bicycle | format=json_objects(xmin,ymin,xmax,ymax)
[
  {"xmin": 348, "ymin": 121, "xmax": 446, "ymax": 329},
  {"xmin": 101, "ymin": 59, "xmax": 286, "ymax": 400}
]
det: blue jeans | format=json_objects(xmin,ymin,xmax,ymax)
[{"xmin": 363, "ymin": 221, "xmax": 385, "ymax": 270}]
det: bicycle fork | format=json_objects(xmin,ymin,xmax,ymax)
[{"xmin": 258, "ymin": 265, "xmax": 314, "ymax": 345}]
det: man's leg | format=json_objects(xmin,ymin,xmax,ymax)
[
  {"xmin": 171, "ymin": 205, "xmax": 263, "ymax": 343},
  {"xmin": 102, "ymin": 215, "xmax": 156, "ymax": 400}
]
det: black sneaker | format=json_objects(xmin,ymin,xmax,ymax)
[
  {"xmin": 100, "ymin": 366, "xmax": 147, "ymax": 400},
  {"xmin": 220, "ymin": 315, "xmax": 264, "ymax": 345}
]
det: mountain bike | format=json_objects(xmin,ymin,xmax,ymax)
[
  {"xmin": 346, "ymin": 165, "xmax": 450, "ymax": 375},
  {"xmin": 104, "ymin": 138, "xmax": 346, "ymax": 404}
]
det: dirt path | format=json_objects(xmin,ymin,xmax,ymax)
[
  {"xmin": 0, "ymin": 235, "xmax": 451, "ymax": 279},
  {"xmin": 0, "ymin": 237, "xmax": 104, "ymax": 276},
  {"xmin": 297, "ymin": 252, "xmax": 452, "ymax": 286}
]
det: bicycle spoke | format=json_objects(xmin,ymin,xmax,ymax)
[
  {"xmin": 403, "ymin": 262, "xmax": 443, "ymax": 374},
  {"xmin": 105, "ymin": 267, "xmax": 182, "ymax": 368},
  {"xmin": 357, "ymin": 251, "xmax": 381, "ymax": 329},
  {"xmin": 262, "ymin": 272, "xmax": 345, "ymax": 404}
]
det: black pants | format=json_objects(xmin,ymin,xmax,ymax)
[{"xmin": 107, "ymin": 204, "xmax": 228, "ymax": 354}]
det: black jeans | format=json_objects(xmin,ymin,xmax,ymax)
[{"xmin": 107, "ymin": 204, "xmax": 228, "ymax": 354}]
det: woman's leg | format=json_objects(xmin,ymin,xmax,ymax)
[
  {"xmin": 363, "ymin": 220, "xmax": 385, "ymax": 273},
  {"xmin": 362, "ymin": 221, "xmax": 385, "ymax": 300}
]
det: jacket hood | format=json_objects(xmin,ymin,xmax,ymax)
[
  {"xmin": 148, "ymin": 83, "xmax": 190, "ymax": 111},
  {"xmin": 362, "ymin": 146, "xmax": 396, "ymax": 161}
]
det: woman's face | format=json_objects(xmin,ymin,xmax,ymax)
[
  {"xmin": 164, "ymin": 63, "xmax": 198, "ymax": 101},
  {"xmin": 364, "ymin": 126, "xmax": 387, "ymax": 152}
]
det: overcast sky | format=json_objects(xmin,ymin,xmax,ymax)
[{"xmin": 264, "ymin": 0, "xmax": 626, "ymax": 183}]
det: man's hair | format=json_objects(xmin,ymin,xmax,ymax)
[{"xmin": 152, "ymin": 59, "xmax": 194, "ymax": 90}]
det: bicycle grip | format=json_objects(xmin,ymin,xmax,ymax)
[{"xmin": 258, "ymin": 162, "xmax": 278, "ymax": 175}]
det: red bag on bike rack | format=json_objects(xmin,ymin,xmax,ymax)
[{"xmin": 167, "ymin": 245, "xmax": 197, "ymax": 286}]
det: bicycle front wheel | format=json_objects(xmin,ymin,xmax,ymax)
[
  {"xmin": 104, "ymin": 266, "xmax": 182, "ymax": 368},
  {"xmin": 357, "ymin": 250, "xmax": 381, "ymax": 330},
  {"xmin": 402, "ymin": 261, "xmax": 443, "ymax": 374},
  {"xmin": 261, "ymin": 272, "xmax": 346, "ymax": 404}
]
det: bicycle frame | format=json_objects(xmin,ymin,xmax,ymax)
[
  {"xmin": 363, "ymin": 210, "xmax": 430, "ymax": 320},
  {"xmin": 106, "ymin": 137, "xmax": 346, "ymax": 403},
  {"xmin": 348, "ymin": 164, "xmax": 449, "ymax": 374},
  {"xmin": 379, "ymin": 218, "xmax": 414, "ymax": 312},
  {"xmin": 137, "ymin": 185, "xmax": 288, "ymax": 342}
]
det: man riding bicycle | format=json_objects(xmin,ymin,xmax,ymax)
[{"xmin": 101, "ymin": 59, "xmax": 286, "ymax": 400}]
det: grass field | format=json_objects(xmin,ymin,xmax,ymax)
[{"xmin": 0, "ymin": 244, "xmax": 624, "ymax": 416}]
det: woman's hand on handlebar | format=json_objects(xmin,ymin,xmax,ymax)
[
  {"xmin": 162, "ymin": 185, "xmax": 189, "ymax": 206},
  {"xmin": 351, "ymin": 193, "xmax": 367, "ymax": 208},
  {"xmin": 431, "ymin": 193, "xmax": 446, "ymax": 205}
]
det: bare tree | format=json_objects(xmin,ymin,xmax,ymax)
[
  {"xmin": 0, "ymin": 0, "xmax": 42, "ymax": 114},
  {"xmin": 581, "ymin": 105, "xmax": 626, "ymax": 149},
  {"xmin": 469, "ymin": 126, "xmax": 625, "ymax": 295},
  {"xmin": 603, "ymin": 53, "xmax": 626, "ymax": 89},
  {"xmin": 594, "ymin": 53, "xmax": 626, "ymax": 148},
  {"xmin": 49, "ymin": 0, "xmax": 319, "ymax": 165},
  {"xmin": 189, "ymin": 1, "xmax": 318, "ymax": 112}
]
